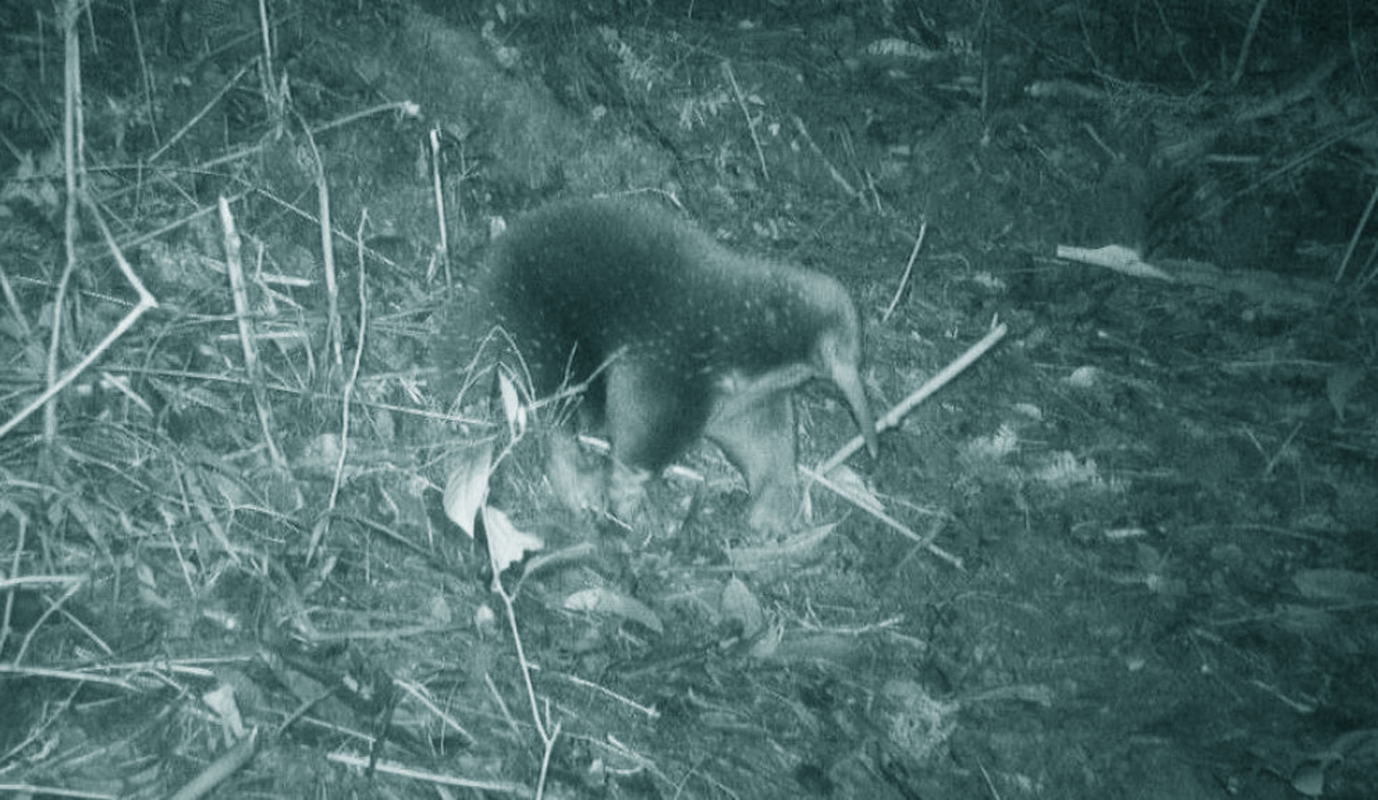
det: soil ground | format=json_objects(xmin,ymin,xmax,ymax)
[{"xmin": 2, "ymin": 1, "xmax": 1377, "ymax": 798}]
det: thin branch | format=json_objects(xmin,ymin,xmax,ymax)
[
  {"xmin": 882, "ymin": 221, "xmax": 928, "ymax": 323},
  {"xmin": 723, "ymin": 61, "xmax": 767, "ymax": 181},
  {"xmin": 818, "ymin": 321, "xmax": 1008, "ymax": 474}
]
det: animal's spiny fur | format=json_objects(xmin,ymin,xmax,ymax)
[{"xmin": 482, "ymin": 197, "xmax": 876, "ymax": 532}]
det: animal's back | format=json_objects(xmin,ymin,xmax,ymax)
[
  {"xmin": 476, "ymin": 197, "xmax": 875, "ymax": 531},
  {"xmin": 483, "ymin": 198, "xmax": 848, "ymax": 394},
  {"xmin": 485, "ymin": 199, "xmax": 695, "ymax": 356}
]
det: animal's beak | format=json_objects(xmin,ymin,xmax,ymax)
[{"xmin": 831, "ymin": 361, "xmax": 878, "ymax": 458}]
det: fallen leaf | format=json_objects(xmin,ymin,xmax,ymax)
[
  {"xmin": 482, "ymin": 505, "xmax": 543, "ymax": 577},
  {"xmin": 443, "ymin": 440, "xmax": 494, "ymax": 536},
  {"xmin": 564, "ymin": 587, "xmax": 663, "ymax": 634}
]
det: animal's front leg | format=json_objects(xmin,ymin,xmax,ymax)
[{"xmin": 707, "ymin": 388, "xmax": 801, "ymax": 534}]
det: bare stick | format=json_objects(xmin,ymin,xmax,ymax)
[
  {"xmin": 394, "ymin": 678, "xmax": 476, "ymax": 746},
  {"xmin": 298, "ymin": 114, "xmax": 343, "ymax": 373},
  {"xmin": 219, "ymin": 196, "xmax": 285, "ymax": 468},
  {"xmin": 256, "ymin": 0, "xmax": 276, "ymax": 114},
  {"xmin": 0, "ymin": 663, "xmax": 136, "ymax": 691},
  {"xmin": 324, "ymin": 752, "xmax": 526, "ymax": 793},
  {"xmin": 167, "ymin": 728, "xmax": 259, "ymax": 800},
  {"xmin": 0, "ymin": 198, "xmax": 159, "ymax": 440},
  {"xmin": 310, "ymin": 100, "xmax": 421, "ymax": 136},
  {"xmin": 554, "ymin": 672, "xmax": 660, "ymax": 719},
  {"xmin": 723, "ymin": 61, "xmax": 767, "ymax": 181},
  {"xmin": 126, "ymin": 0, "xmax": 160, "ymax": 148},
  {"xmin": 0, "ymin": 510, "xmax": 30, "ymax": 658},
  {"xmin": 803, "ymin": 465, "xmax": 963, "ymax": 569},
  {"xmin": 1354, "ymin": 239, "xmax": 1378, "ymax": 295},
  {"xmin": 494, "ymin": 573, "xmax": 563, "ymax": 799},
  {"xmin": 495, "ymin": 575, "xmax": 545, "ymax": 741},
  {"xmin": 1150, "ymin": 0, "xmax": 1197, "ymax": 83},
  {"xmin": 429, "ymin": 127, "xmax": 451, "ymax": 286},
  {"xmin": 0, "ymin": 264, "xmax": 27, "ymax": 338},
  {"xmin": 882, "ymin": 221, "xmax": 927, "ymax": 323},
  {"xmin": 81, "ymin": 194, "xmax": 158, "ymax": 315},
  {"xmin": 792, "ymin": 114, "xmax": 858, "ymax": 198},
  {"xmin": 148, "ymin": 61, "xmax": 254, "ymax": 164},
  {"xmin": 36, "ymin": 7, "xmax": 45, "ymax": 84},
  {"xmin": 1230, "ymin": 0, "xmax": 1271, "ymax": 87},
  {"xmin": 14, "ymin": 578, "xmax": 86, "ymax": 666},
  {"xmin": 536, "ymin": 719, "xmax": 562, "ymax": 800},
  {"xmin": 1334, "ymin": 177, "xmax": 1378, "ymax": 285},
  {"xmin": 310, "ymin": 211, "xmax": 371, "ymax": 564},
  {"xmin": 331, "ymin": 208, "xmax": 370, "ymax": 513},
  {"xmin": 1264, "ymin": 420, "xmax": 1305, "ymax": 478},
  {"xmin": 818, "ymin": 321, "xmax": 1008, "ymax": 474},
  {"xmin": 487, "ymin": 517, "xmax": 562, "ymax": 799},
  {"xmin": 47, "ymin": 0, "xmax": 85, "ymax": 444},
  {"xmin": 484, "ymin": 672, "xmax": 522, "ymax": 737}
]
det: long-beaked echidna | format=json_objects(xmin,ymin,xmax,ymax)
[{"xmin": 481, "ymin": 197, "xmax": 877, "ymax": 532}]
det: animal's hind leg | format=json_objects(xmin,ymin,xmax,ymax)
[
  {"xmin": 706, "ymin": 390, "xmax": 800, "ymax": 534},
  {"xmin": 604, "ymin": 360, "xmax": 708, "ymax": 529},
  {"xmin": 543, "ymin": 427, "xmax": 605, "ymax": 515}
]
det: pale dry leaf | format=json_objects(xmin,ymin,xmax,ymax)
[
  {"xmin": 1326, "ymin": 363, "xmax": 1366, "ymax": 423},
  {"xmin": 443, "ymin": 440, "xmax": 494, "ymax": 536},
  {"xmin": 1292, "ymin": 568, "xmax": 1378, "ymax": 602},
  {"xmin": 497, "ymin": 367, "xmax": 526, "ymax": 439},
  {"xmin": 565, "ymin": 587, "xmax": 663, "ymax": 634},
  {"xmin": 482, "ymin": 505, "xmax": 543, "ymax": 577},
  {"xmin": 721, "ymin": 576, "xmax": 765, "ymax": 638}
]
